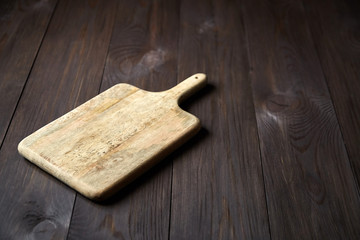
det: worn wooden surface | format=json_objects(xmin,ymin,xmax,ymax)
[
  {"xmin": 1, "ymin": 0, "xmax": 360, "ymax": 239},
  {"xmin": 243, "ymin": 0, "xmax": 360, "ymax": 239},
  {"xmin": 0, "ymin": 0, "xmax": 57, "ymax": 146},
  {"xmin": 304, "ymin": 0, "xmax": 360, "ymax": 188},
  {"xmin": 0, "ymin": 0, "xmax": 117, "ymax": 238},
  {"xmin": 18, "ymin": 74, "xmax": 206, "ymax": 200}
]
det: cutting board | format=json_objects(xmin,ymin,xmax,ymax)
[{"xmin": 18, "ymin": 73, "xmax": 206, "ymax": 201}]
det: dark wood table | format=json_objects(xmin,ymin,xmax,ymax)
[{"xmin": 0, "ymin": 0, "xmax": 359, "ymax": 239}]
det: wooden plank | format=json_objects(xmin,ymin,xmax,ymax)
[
  {"xmin": 0, "ymin": 0, "xmax": 57, "ymax": 146},
  {"xmin": 169, "ymin": 0, "xmax": 271, "ymax": 239},
  {"xmin": 303, "ymin": 0, "xmax": 360, "ymax": 186},
  {"xmin": 0, "ymin": 0, "xmax": 116, "ymax": 238},
  {"xmin": 18, "ymin": 74, "xmax": 206, "ymax": 201},
  {"xmin": 242, "ymin": 0, "xmax": 360, "ymax": 238},
  {"xmin": 67, "ymin": 0, "xmax": 180, "ymax": 238}
]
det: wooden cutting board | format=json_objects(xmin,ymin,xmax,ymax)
[{"xmin": 18, "ymin": 73, "xmax": 206, "ymax": 201}]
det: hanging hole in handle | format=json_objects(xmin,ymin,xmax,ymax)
[{"xmin": 195, "ymin": 76, "xmax": 198, "ymax": 79}]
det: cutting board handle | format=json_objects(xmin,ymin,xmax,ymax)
[{"xmin": 167, "ymin": 73, "xmax": 207, "ymax": 102}]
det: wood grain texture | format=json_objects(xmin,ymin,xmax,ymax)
[
  {"xmin": 303, "ymin": 0, "xmax": 360, "ymax": 187},
  {"xmin": 67, "ymin": 0, "xmax": 180, "ymax": 238},
  {"xmin": 1, "ymin": 0, "xmax": 360, "ymax": 238},
  {"xmin": 0, "ymin": 0, "xmax": 57, "ymax": 146},
  {"xmin": 170, "ymin": 0, "xmax": 271, "ymax": 239},
  {"xmin": 0, "ymin": 0, "xmax": 117, "ymax": 238},
  {"xmin": 18, "ymin": 74, "xmax": 206, "ymax": 200},
  {"xmin": 242, "ymin": 0, "xmax": 360, "ymax": 239}
]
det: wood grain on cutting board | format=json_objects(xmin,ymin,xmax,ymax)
[{"xmin": 18, "ymin": 74, "xmax": 206, "ymax": 200}]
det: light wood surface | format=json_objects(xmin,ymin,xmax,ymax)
[{"xmin": 18, "ymin": 73, "xmax": 206, "ymax": 201}]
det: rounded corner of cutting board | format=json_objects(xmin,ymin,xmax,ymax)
[
  {"xmin": 177, "ymin": 106, "xmax": 202, "ymax": 130},
  {"xmin": 17, "ymin": 138, "xmax": 32, "ymax": 160},
  {"xmin": 188, "ymin": 116, "xmax": 202, "ymax": 134},
  {"xmin": 17, "ymin": 139, "xmax": 25, "ymax": 155},
  {"xmin": 76, "ymin": 179, "xmax": 124, "ymax": 201},
  {"xmin": 79, "ymin": 185, "xmax": 107, "ymax": 201},
  {"xmin": 18, "ymin": 134, "xmax": 29, "ymax": 150}
]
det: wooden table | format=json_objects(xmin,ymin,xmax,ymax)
[{"xmin": 0, "ymin": 0, "xmax": 359, "ymax": 239}]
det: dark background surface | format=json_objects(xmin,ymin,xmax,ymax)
[{"xmin": 0, "ymin": 0, "xmax": 359, "ymax": 239}]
